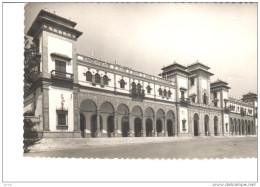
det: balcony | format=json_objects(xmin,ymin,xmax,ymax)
[
  {"xmin": 180, "ymin": 98, "xmax": 190, "ymax": 107},
  {"xmin": 224, "ymin": 107, "xmax": 230, "ymax": 114},
  {"xmin": 240, "ymin": 109, "xmax": 246, "ymax": 117},
  {"xmin": 130, "ymin": 89, "xmax": 145, "ymax": 102},
  {"xmin": 51, "ymin": 70, "xmax": 74, "ymax": 81},
  {"xmin": 51, "ymin": 70, "xmax": 74, "ymax": 89}
]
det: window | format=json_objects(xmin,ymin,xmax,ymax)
[
  {"xmin": 103, "ymin": 75, "xmax": 108, "ymax": 85},
  {"xmin": 58, "ymin": 113, "xmax": 66, "ymax": 126},
  {"xmin": 132, "ymin": 82, "xmax": 136, "ymax": 93},
  {"xmin": 146, "ymin": 85, "xmax": 151, "ymax": 94},
  {"xmin": 137, "ymin": 83, "xmax": 142, "ymax": 94},
  {"xmin": 214, "ymin": 101, "xmax": 218, "ymax": 107},
  {"xmin": 158, "ymin": 88, "xmax": 162, "ymax": 96},
  {"xmin": 120, "ymin": 79, "xmax": 125, "ymax": 89},
  {"xmin": 225, "ymin": 123, "xmax": 228, "ymax": 132},
  {"xmin": 56, "ymin": 109, "xmax": 68, "ymax": 130},
  {"xmin": 55, "ymin": 60, "xmax": 66, "ymax": 77},
  {"xmin": 213, "ymin": 92, "xmax": 217, "ymax": 99},
  {"xmin": 203, "ymin": 93, "xmax": 207, "ymax": 104},
  {"xmin": 164, "ymin": 89, "xmax": 167, "ymax": 97},
  {"xmin": 191, "ymin": 78, "xmax": 194, "ymax": 86},
  {"xmin": 95, "ymin": 73, "xmax": 101, "ymax": 84},
  {"xmin": 86, "ymin": 71, "xmax": 92, "ymax": 82},
  {"xmin": 168, "ymin": 90, "xmax": 172, "ymax": 98},
  {"xmin": 192, "ymin": 97, "xmax": 195, "ymax": 103},
  {"xmin": 181, "ymin": 91, "xmax": 185, "ymax": 99}
]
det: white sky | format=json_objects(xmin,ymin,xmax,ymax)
[{"xmin": 25, "ymin": 3, "xmax": 257, "ymax": 98}]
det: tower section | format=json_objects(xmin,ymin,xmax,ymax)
[
  {"xmin": 187, "ymin": 61, "xmax": 214, "ymax": 105},
  {"xmin": 26, "ymin": 9, "xmax": 82, "ymax": 137},
  {"xmin": 160, "ymin": 63, "xmax": 190, "ymax": 135},
  {"xmin": 210, "ymin": 80, "xmax": 230, "ymax": 135}
]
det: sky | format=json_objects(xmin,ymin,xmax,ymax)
[{"xmin": 24, "ymin": 3, "xmax": 257, "ymax": 99}]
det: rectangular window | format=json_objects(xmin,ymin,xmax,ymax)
[
  {"xmin": 181, "ymin": 91, "xmax": 185, "ymax": 99},
  {"xmin": 58, "ymin": 114, "xmax": 66, "ymax": 126},
  {"xmin": 55, "ymin": 60, "xmax": 66, "ymax": 77},
  {"xmin": 56, "ymin": 110, "xmax": 68, "ymax": 130},
  {"xmin": 214, "ymin": 102, "xmax": 218, "ymax": 107},
  {"xmin": 192, "ymin": 97, "xmax": 195, "ymax": 103},
  {"xmin": 213, "ymin": 92, "xmax": 217, "ymax": 99},
  {"xmin": 191, "ymin": 78, "xmax": 194, "ymax": 86}
]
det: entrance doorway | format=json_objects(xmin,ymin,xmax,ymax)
[
  {"xmin": 214, "ymin": 116, "xmax": 218, "ymax": 136},
  {"xmin": 194, "ymin": 114, "xmax": 199, "ymax": 136},
  {"xmin": 167, "ymin": 119, "xmax": 173, "ymax": 136},
  {"xmin": 121, "ymin": 116, "xmax": 129, "ymax": 137},
  {"xmin": 156, "ymin": 119, "xmax": 162, "ymax": 135},
  {"xmin": 204, "ymin": 115, "xmax": 209, "ymax": 136},
  {"xmin": 91, "ymin": 115, "xmax": 97, "ymax": 138},
  {"xmin": 107, "ymin": 115, "xmax": 114, "ymax": 137},
  {"xmin": 146, "ymin": 118, "xmax": 153, "ymax": 137},
  {"xmin": 80, "ymin": 113, "xmax": 85, "ymax": 137},
  {"xmin": 134, "ymin": 117, "xmax": 142, "ymax": 137}
]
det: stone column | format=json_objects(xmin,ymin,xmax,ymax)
[
  {"xmin": 42, "ymin": 83, "xmax": 49, "ymax": 131},
  {"xmin": 141, "ymin": 114, "xmax": 146, "ymax": 137},
  {"xmin": 96, "ymin": 110, "xmax": 101, "ymax": 137},
  {"xmin": 164, "ymin": 116, "xmax": 168, "ymax": 137},
  {"xmin": 176, "ymin": 106, "xmax": 180, "ymax": 136},
  {"xmin": 113, "ymin": 112, "xmax": 119, "ymax": 137},
  {"xmin": 128, "ymin": 113, "xmax": 134, "ymax": 137},
  {"xmin": 239, "ymin": 123, "xmax": 242, "ymax": 135},
  {"xmin": 152, "ymin": 115, "xmax": 157, "ymax": 137}
]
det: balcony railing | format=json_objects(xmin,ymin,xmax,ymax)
[
  {"xmin": 130, "ymin": 89, "xmax": 145, "ymax": 101},
  {"xmin": 180, "ymin": 98, "xmax": 190, "ymax": 106},
  {"xmin": 51, "ymin": 70, "xmax": 74, "ymax": 81},
  {"xmin": 224, "ymin": 107, "xmax": 230, "ymax": 114}
]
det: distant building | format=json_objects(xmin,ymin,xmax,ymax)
[{"xmin": 24, "ymin": 9, "xmax": 257, "ymax": 138}]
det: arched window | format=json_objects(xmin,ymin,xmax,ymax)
[
  {"xmin": 164, "ymin": 89, "xmax": 167, "ymax": 97},
  {"xmin": 95, "ymin": 73, "xmax": 101, "ymax": 84},
  {"xmin": 168, "ymin": 90, "xmax": 172, "ymax": 98},
  {"xmin": 103, "ymin": 75, "xmax": 108, "ymax": 85},
  {"xmin": 120, "ymin": 79, "xmax": 125, "ymax": 89},
  {"xmin": 86, "ymin": 71, "xmax": 92, "ymax": 82},
  {"xmin": 158, "ymin": 88, "xmax": 162, "ymax": 96},
  {"xmin": 146, "ymin": 85, "xmax": 151, "ymax": 94},
  {"xmin": 132, "ymin": 82, "xmax": 136, "ymax": 93},
  {"xmin": 137, "ymin": 83, "xmax": 141, "ymax": 94}
]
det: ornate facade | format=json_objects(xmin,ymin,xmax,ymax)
[{"xmin": 24, "ymin": 9, "xmax": 257, "ymax": 138}]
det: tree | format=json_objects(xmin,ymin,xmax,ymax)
[
  {"xmin": 23, "ymin": 118, "xmax": 39, "ymax": 153},
  {"xmin": 24, "ymin": 35, "xmax": 40, "ymax": 92}
]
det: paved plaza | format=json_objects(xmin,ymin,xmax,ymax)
[{"xmin": 24, "ymin": 136, "xmax": 257, "ymax": 159}]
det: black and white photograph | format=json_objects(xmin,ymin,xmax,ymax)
[
  {"xmin": 23, "ymin": 2, "xmax": 257, "ymax": 159},
  {"xmin": 2, "ymin": 2, "xmax": 258, "ymax": 185}
]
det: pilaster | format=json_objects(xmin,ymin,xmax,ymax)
[
  {"xmin": 141, "ymin": 114, "xmax": 146, "ymax": 137},
  {"xmin": 128, "ymin": 113, "xmax": 134, "ymax": 137},
  {"xmin": 96, "ymin": 109, "xmax": 101, "ymax": 137},
  {"xmin": 42, "ymin": 82, "xmax": 50, "ymax": 131}
]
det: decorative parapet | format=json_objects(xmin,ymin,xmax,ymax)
[{"xmin": 77, "ymin": 54, "xmax": 175, "ymax": 86}]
